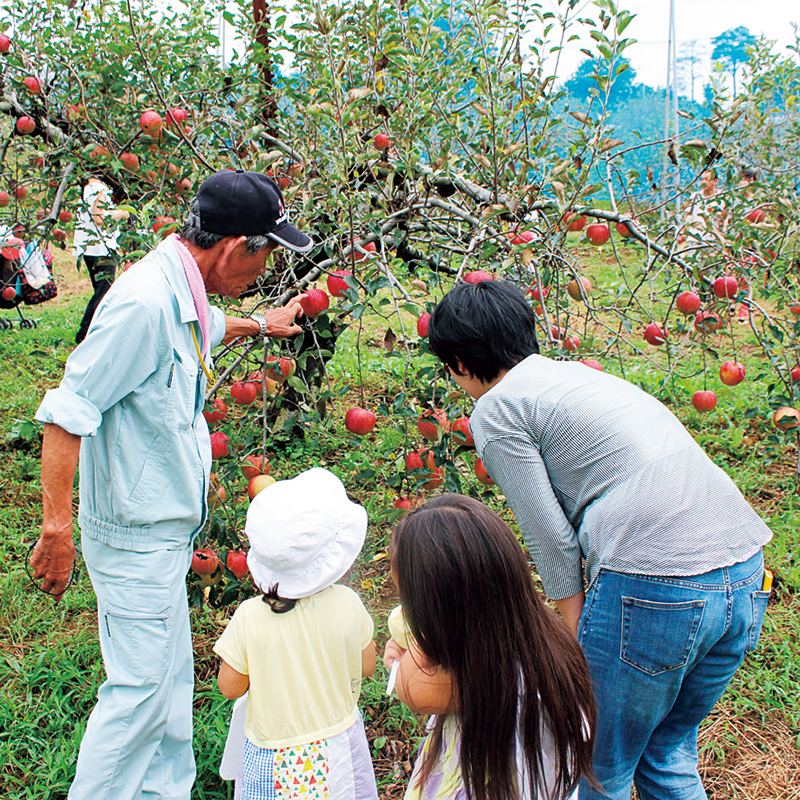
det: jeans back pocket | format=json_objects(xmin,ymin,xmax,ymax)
[
  {"xmin": 747, "ymin": 590, "xmax": 770, "ymax": 652},
  {"xmin": 621, "ymin": 597, "xmax": 706, "ymax": 675}
]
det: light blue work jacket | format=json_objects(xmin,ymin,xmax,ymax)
[{"xmin": 36, "ymin": 237, "xmax": 226, "ymax": 550}]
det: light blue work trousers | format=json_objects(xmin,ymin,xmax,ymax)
[
  {"xmin": 577, "ymin": 549, "xmax": 768, "ymax": 800},
  {"xmin": 69, "ymin": 535, "xmax": 196, "ymax": 800}
]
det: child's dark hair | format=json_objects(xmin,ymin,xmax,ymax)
[
  {"xmin": 428, "ymin": 281, "xmax": 539, "ymax": 383},
  {"xmin": 261, "ymin": 584, "xmax": 298, "ymax": 614},
  {"xmin": 392, "ymin": 495, "xmax": 597, "ymax": 800}
]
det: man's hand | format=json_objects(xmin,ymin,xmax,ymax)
[
  {"xmin": 262, "ymin": 295, "xmax": 306, "ymax": 338},
  {"xmin": 30, "ymin": 530, "xmax": 76, "ymax": 601},
  {"xmin": 35, "ymin": 423, "xmax": 81, "ymax": 602}
]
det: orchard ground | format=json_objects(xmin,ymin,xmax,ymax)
[{"xmin": 1, "ymin": 244, "xmax": 800, "ymax": 799}]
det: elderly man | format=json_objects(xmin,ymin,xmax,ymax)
[{"xmin": 30, "ymin": 170, "xmax": 313, "ymax": 800}]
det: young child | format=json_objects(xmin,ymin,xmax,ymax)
[
  {"xmin": 213, "ymin": 467, "xmax": 379, "ymax": 799},
  {"xmin": 384, "ymin": 494, "xmax": 597, "ymax": 800}
]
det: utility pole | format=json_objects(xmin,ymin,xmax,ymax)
[{"xmin": 662, "ymin": 0, "xmax": 680, "ymax": 221}]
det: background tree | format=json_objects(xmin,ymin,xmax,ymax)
[{"xmin": 712, "ymin": 26, "xmax": 756, "ymax": 96}]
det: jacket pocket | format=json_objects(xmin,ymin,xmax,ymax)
[
  {"xmin": 620, "ymin": 596, "xmax": 706, "ymax": 675},
  {"xmin": 165, "ymin": 349, "xmax": 198, "ymax": 432}
]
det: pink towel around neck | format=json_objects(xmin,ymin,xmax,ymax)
[{"xmin": 170, "ymin": 234, "xmax": 210, "ymax": 357}]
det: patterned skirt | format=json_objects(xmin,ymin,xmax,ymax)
[{"xmin": 235, "ymin": 715, "xmax": 378, "ymax": 800}]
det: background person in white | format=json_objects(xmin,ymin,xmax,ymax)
[{"xmin": 72, "ymin": 176, "xmax": 129, "ymax": 343}]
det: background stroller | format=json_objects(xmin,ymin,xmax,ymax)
[{"xmin": 0, "ymin": 226, "xmax": 58, "ymax": 330}]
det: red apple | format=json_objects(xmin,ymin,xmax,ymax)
[
  {"xmin": 567, "ymin": 276, "xmax": 592, "ymax": 301},
  {"xmin": 352, "ymin": 240, "xmax": 376, "ymax": 262},
  {"xmin": 153, "ymin": 216, "xmax": 177, "ymax": 237},
  {"xmin": 374, "ymin": 132, "xmax": 391, "ymax": 150},
  {"xmin": 713, "ymin": 276, "xmax": 739, "ymax": 299},
  {"xmin": 451, "ymin": 417, "xmax": 474, "ymax": 447},
  {"xmin": 509, "ymin": 230, "xmax": 534, "ymax": 246},
  {"xmin": 463, "ymin": 270, "xmax": 494, "ymax": 284},
  {"xmin": 692, "ymin": 390, "xmax": 717, "ymax": 412},
  {"xmin": 166, "ymin": 107, "xmax": 188, "ymax": 127},
  {"xmin": 615, "ymin": 220, "xmax": 635, "ymax": 239},
  {"xmin": 36, "ymin": 209, "xmax": 46, "ymax": 220},
  {"xmin": 247, "ymin": 474, "xmax": 276, "ymax": 499},
  {"xmin": 719, "ymin": 360, "xmax": 746, "ymax": 386},
  {"xmin": 564, "ymin": 335, "xmax": 581, "ymax": 352},
  {"xmin": 90, "ymin": 144, "xmax": 111, "ymax": 160},
  {"xmin": 417, "ymin": 410, "xmax": 448, "ymax": 442},
  {"xmin": 226, "ymin": 550, "xmax": 249, "ymax": 580},
  {"xmin": 394, "ymin": 497, "xmax": 414, "ymax": 512},
  {"xmin": 745, "ymin": 208, "xmax": 765, "ymax": 224},
  {"xmin": 52, "ymin": 228, "xmax": 67, "ymax": 243},
  {"xmin": 644, "ymin": 322, "xmax": 668, "ymax": 346},
  {"xmin": 0, "ymin": 34, "xmax": 11, "ymax": 54},
  {"xmin": 264, "ymin": 357, "xmax": 295, "ymax": 383},
  {"xmin": 120, "ymin": 152, "xmax": 140, "ymax": 171},
  {"xmin": 230, "ymin": 381, "xmax": 258, "ymax": 406},
  {"xmin": 474, "ymin": 458, "xmax": 495, "ymax": 486},
  {"xmin": 191, "ymin": 548, "xmax": 219, "ymax": 575},
  {"xmin": 203, "ymin": 398, "xmax": 228, "ymax": 425},
  {"xmin": 15, "ymin": 116, "xmax": 35, "ymax": 135},
  {"xmin": 693, "ymin": 310, "xmax": 723, "ymax": 334},
  {"xmin": 417, "ymin": 312, "xmax": 431, "ymax": 338},
  {"xmin": 140, "ymin": 110, "xmax": 163, "ymax": 135},
  {"xmin": 580, "ymin": 359, "xmax": 604, "ymax": 371},
  {"xmin": 176, "ymin": 177, "xmax": 192, "ymax": 195},
  {"xmin": 0, "ymin": 191, "xmax": 10, "ymax": 208},
  {"xmin": 790, "ymin": 365, "xmax": 800, "ymax": 383},
  {"xmin": 528, "ymin": 285, "xmax": 550, "ymax": 303},
  {"xmin": 585, "ymin": 222, "xmax": 610, "ymax": 246},
  {"xmin": 327, "ymin": 269, "xmax": 352, "ymax": 297},
  {"xmin": 772, "ymin": 406, "xmax": 800, "ymax": 431},
  {"xmin": 789, "ymin": 305, "xmax": 800, "ymax": 317},
  {"xmin": 58, "ymin": 210, "xmax": 73, "ymax": 223},
  {"xmin": 2, "ymin": 286, "xmax": 17, "ymax": 302},
  {"xmin": 23, "ymin": 76, "xmax": 41, "ymax": 95},
  {"xmin": 676, "ymin": 291, "xmax": 702, "ymax": 315},
  {"xmin": 300, "ymin": 288, "xmax": 330, "ymax": 317},
  {"xmin": 65, "ymin": 103, "xmax": 85, "ymax": 122},
  {"xmin": 210, "ymin": 431, "xmax": 230, "ymax": 460},
  {"xmin": 563, "ymin": 213, "xmax": 587, "ymax": 232},
  {"xmin": 241, "ymin": 454, "xmax": 270, "ymax": 481},
  {"xmin": 344, "ymin": 406, "xmax": 376, "ymax": 436},
  {"xmin": 207, "ymin": 475, "xmax": 227, "ymax": 510},
  {"xmin": 13, "ymin": 185, "xmax": 28, "ymax": 200}
]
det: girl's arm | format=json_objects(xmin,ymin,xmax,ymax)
[
  {"xmin": 362, "ymin": 640, "xmax": 377, "ymax": 677},
  {"xmin": 218, "ymin": 660, "xmax": 250, "ymax": 700},
  {"xmin": 396, "ymin": 639, "xmax": 454, "ymax": 716}
]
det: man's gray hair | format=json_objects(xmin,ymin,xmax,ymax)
[{"xmin": 181, "ymin": 198, "xmax": 274, "ymax": 254}]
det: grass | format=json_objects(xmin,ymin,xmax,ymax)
[{"xmin": 1, "ymin": 244, "xmax": 799, "ymax": 798}]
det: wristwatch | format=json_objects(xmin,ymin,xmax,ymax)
[{"xmin": 250, "ymin": 315, "xmax": 267, "ymax": 337}]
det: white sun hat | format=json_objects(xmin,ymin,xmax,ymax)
[{"xmin": 245, "ymin": 467, "xmax": 368, "ymax": 599}]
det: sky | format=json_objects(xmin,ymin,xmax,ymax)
[{"xmin": 546, "ymin": 0, "xmax": 799, "ymax": 91}]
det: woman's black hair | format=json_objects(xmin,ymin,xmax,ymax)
[
  {"xmin": 392, "ymin": 495, "xmax": 597, "ymax": 800},
  {"xmin": 428, "ymin": 281, "xmax": 539, "ymax": 383},
  {"xmin": 261, "ymin": 583, "xmax": 298, "ymax": 614}
]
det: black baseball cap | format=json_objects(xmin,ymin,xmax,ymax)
[{"xmin": 187, "ymin": 170, "xmax": 313, "ymax": 253}]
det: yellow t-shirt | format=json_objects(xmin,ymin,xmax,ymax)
[{"xmin": 213, "ymin": 584, "xmax": 374, "ymax": 748}]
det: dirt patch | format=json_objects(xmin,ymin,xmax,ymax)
[{"xmin": 699, "ymin": 706, "xmax": 800, "ymax": 799}]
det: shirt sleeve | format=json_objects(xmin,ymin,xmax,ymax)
[
  {"xmin": 35, "ymin": 293, "xmax": 162, "ymax": 437},
  {"xmin": 213, "ymin": 607, "xmax": 250, "ymax": 675},
  {"xmin": 356, "ymin": 597, "xmax": 375, "ymax": 649},
  {"xmin": 479, "ymin": 436, "xmax": 584, "ymax": 600},
  {"xmin": 209, "ymin": 304, "xmax": 226, "ymax": 349}
]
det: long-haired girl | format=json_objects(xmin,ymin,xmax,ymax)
[{"xmin": 386, "ymin": 494, "xmax": 597, "ymax": 800}]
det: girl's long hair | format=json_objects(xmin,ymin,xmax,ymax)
[{"xmin": 392, "ymin": 495, "xmax": 597, "ymax": 800}]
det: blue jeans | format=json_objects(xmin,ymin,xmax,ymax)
[
  {"xmin": 69, "ymin": 535, "xmax": 196, "ymax": 800},
  {"xmin": 577, "ymin": 549, "xmax": 768, "ymax": 800}
]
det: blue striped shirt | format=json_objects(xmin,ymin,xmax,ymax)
[{"xmin": 471, "ymin": 355, "xmax": 772, "ymax": 600}]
